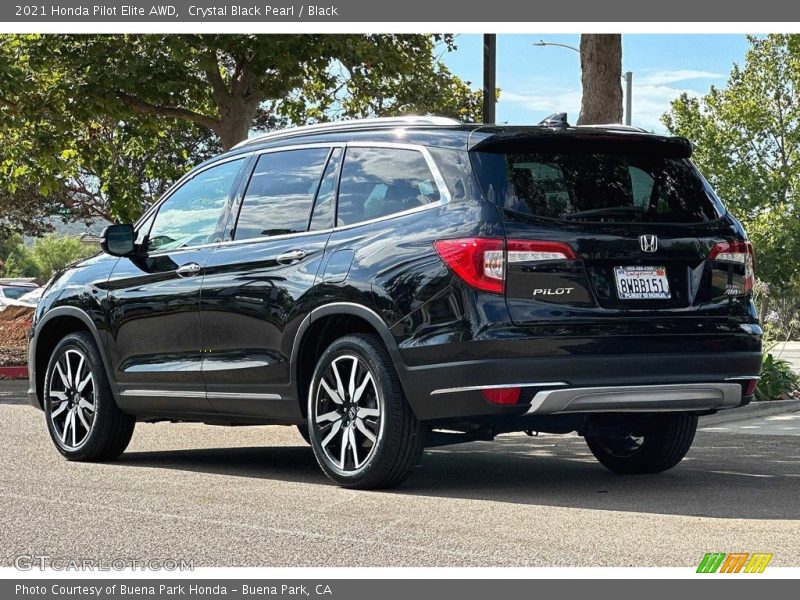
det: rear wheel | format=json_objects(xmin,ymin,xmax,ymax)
[
  {"xmin": 585, "ymin": 413, "xmax": 698, "ymax": 474},
  {"xmin": 307, "ymin": 333, "xmax": 424, "ymax": 489},
  {"xmin": 43, "ymin": 332, "xmax": 135, "ymax": 461}
]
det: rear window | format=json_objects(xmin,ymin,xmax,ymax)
[{"xmin": 472, "ymin": 150, "xmax": 724, "ymax": 224}]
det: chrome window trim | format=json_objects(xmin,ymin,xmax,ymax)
[
  {"xmin": 251, "ymin": 142, "xmax": 344, "ymax": 157},
  {"xmin": 139, "ymin": 141, "xmax": 451, "ymax": 256}
]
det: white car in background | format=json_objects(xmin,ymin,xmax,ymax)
[{"xmin": 0, "ymin": 279, "xmax": 40, "ymax": 309}]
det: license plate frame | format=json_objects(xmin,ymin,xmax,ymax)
[{"xmin": 614, "ymin": 266, "xmax": 671, "ymax": 300}]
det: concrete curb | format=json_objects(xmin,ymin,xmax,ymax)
[
  {"xmin": 0, "ymin": 366, "xmax": 28, "ymax": 379},
  {"xmin": 701, "ymin": 398, "xmax": 800, "ymax": 426}
]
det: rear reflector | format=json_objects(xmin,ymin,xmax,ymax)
[
  {"xmin": 434, "ymin": 238, "xmax": 576, "ymax": 294},
  {"xmin": 742, "ymin": 379, "xmax": 759, "ymax": 396},
  {"xmin": 481, "ymin": 387, "xmax": 522, "ymax": 405},
  {"xmin": 708, "ymin": 241, "xmax": 755, "ymax": 292}
]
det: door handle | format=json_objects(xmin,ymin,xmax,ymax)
[
  {"xmin": 276, "ymin": 249, "xmax": 307, "ymax": 265},
  {"xmin": 175, "ymin": 262, "xmax": 202, "ymax": 277}
]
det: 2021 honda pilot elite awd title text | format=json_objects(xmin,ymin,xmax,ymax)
[{"xmin": 28, "ymin": 115, "xmax": 762, "ymax": 489}]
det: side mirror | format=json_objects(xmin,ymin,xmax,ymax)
[{"xmin": 100, "ymin": 224, "xmax": 135, "ymax": 257}]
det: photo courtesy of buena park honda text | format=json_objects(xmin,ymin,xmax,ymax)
[{"xmin": 1, "ymin": 0, "xmax": 800, "ymax": 596}]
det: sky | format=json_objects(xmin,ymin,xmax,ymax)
[{"xmin": 439, "ymin": 34, "xmax": 751, "ymax": 133}]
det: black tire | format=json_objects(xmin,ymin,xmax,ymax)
[
  {"xmin": 307, "ymin": 333, "xmax": 424, "ymax": 489},
  {"xmin": 296, "ymin": 424, "xmax": 311, "ymax": 445},
  {"xmin": 43, "ymin": 331, "xmax": 135, "ymax": 461},
  {"xmin": 585, "ymin": 413, "xmax": 698, "ymax": 474}
]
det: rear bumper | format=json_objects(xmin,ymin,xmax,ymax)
[
  {"xmin": 525, "ymin": 382, "xmax": 742, "ymax": 414},
  {"xmin": 397, "ymin": 351, "xmax": 761, "ymax": 421}
]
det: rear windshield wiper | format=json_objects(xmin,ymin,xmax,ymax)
[{"xmin": 562, "ymin": 206, "xmax": 648, "ymax": 220}]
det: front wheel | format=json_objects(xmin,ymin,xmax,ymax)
[
  {"xmin": 585, "ymin": 413, "xmax": 698, "ymax": 474},
  {"xmin": 43, "ymin": 332, "xmax": 136, "ymax": 461},
  {"xmin": 307, "ymin": 333, "xmax": 424, "ymax": 489}
]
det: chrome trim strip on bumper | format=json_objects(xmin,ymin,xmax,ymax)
[
  {"xmin": 525, "ymin": 383, "xmax": 743, "ymax": 415},
  {"xmin": 430, "ymin": 382, "xmax": 569, "ymax": 396}
]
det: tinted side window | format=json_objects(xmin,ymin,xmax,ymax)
[
  {"xmin": 148, "ymin": 159, "xmax": 243, "ymax": 252},
  {"xmin": 234, "ymin": 148, "xmax": 330, "ymax": 241},
  {"xmin": 309, "ymin": 148, "xmax": 342, "ymax": 231},
  {"xmin": 337, "ymin": 148, "xmax": 440, "ymax": 226}
]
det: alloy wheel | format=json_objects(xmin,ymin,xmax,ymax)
[
  {"xmin": 47, "ymin": 348, "xmax": 96, "ymax": 449},
  {"xmin": 312, "ymin": 354, "xmax": 382, "ymax": 471}
]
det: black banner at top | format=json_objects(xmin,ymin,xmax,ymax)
[{"xmin": 3, "ymin": 0, "xmax": 800, "ymax": 22}]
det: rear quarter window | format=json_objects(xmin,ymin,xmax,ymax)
[{"xmin": 336, "ymin": 147, "xmax": 441, "ymax": 226}]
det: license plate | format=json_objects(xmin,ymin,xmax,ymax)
[{"xmin": 614, "ymin": 266, "xmax": 670, "ymax": 300}]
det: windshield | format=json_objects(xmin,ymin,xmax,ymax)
[{"xmin": 472, "ymin": 150, "xmax": 724, "ymax": 224}]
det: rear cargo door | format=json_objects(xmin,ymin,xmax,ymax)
[{"xmin": 470, "ymin": 133, "xmax": 754, "ymax": 326}]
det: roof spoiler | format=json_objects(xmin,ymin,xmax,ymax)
[{"xmin": 470, "ymin": 130, "xmax": 692, "ymax": 158}]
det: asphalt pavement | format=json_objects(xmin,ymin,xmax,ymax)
[{"xmin": 2, "ymin": 380, "xmax": 800, "ymax": 568}]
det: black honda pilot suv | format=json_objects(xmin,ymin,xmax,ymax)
[{"xmin": 28, "ymin": 116, "xmax": 762, "ymax": 489}]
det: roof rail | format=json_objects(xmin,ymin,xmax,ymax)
[
  {"xmin": 233, "ymin": 116, "xmax": 462, "ymax": 149},
  {"xmin": 576, "ymin": 123, "xmax": 649, "ymax": 133}
]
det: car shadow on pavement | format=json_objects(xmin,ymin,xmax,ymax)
[
  {"xmin": 120, "ymin": 445, "xmax": 330, "ymax": 485},
  {"xmin": 116, "ymin": 430, "xmax": 800, "ymax": 521}
]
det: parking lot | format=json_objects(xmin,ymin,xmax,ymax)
[{"xmin": 2, "ymin": 380, "xmax": 800, "ymax": 568}]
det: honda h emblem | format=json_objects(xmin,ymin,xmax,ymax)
[{"xmin": 640, "ymin": 234, "xmax": 658, "ymax": 253}]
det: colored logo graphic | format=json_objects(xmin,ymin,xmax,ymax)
[{"xmin": 697, "ymin": 552, "xmax": 773, "ymax": 573}]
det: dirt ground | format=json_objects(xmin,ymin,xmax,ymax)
[{"xmin": 0, "ymin": 305, "xmax": 32, "ymax": 366}]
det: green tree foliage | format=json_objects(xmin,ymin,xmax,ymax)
[
  {"xmin": 0, "ymin": 235, "xmax": 97, "ymax": 282},
  {"xmin": 0, "ymin": 34, "xmax": 481, "ymax": 229},
  {"xmin": 663, "ymin": 34, "xmax": 800, "ymax": 289},
  {"xmin": 1, "ymin": 35, "xmax": 217, "ymax": 227}
]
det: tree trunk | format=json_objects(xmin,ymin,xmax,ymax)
[
  {"xmin": 207, "ymin": 65, "xmax": 263, "ymax": 150},
  {"xmin": 577, "ymin": 34, "xmax": 623, "ymax": 126},
  {"xmin": 215, "ymin": 96, "xmax": 261, "ymax": 150}
]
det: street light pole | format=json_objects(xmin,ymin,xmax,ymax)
[
  {"xmin": 624, "ymin": 71, "xmax": 633, "ymax": 126},
  {"xmin": 483, "ymin": 34, "xmax": 496, "ymax": 124}
]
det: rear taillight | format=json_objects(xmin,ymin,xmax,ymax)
[
  {"xmin": 434, "ymin": 238, "xmax": 576, "ymax": 294},
  {"xmin": 433, "ymin": 238, "xmax": 505, "ymax": 294},
  {"xmin": 507, "ymin": 240, "xmax": 577, "ymax": 263},
  {"xmin": 708, "ymin": 241, "xmax": 755, "ymax": 292}
]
